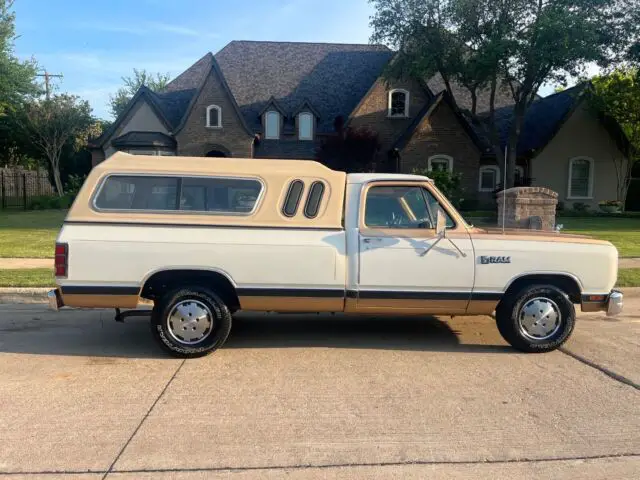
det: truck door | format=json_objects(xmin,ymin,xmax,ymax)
[{"xmin": 355, "ymin": 181, "xmax": 475, "ymax": 314}]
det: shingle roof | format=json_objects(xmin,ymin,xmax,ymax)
[
  {"xmin": 253, "ymin": 139, "xmax": 319, "ymax": 160},
  {"xmin": 475, "ymin": 84, "xmax": 587, "ymax": 156},
  {"xmin": 214, "ymin": 41, "xmax": 395, "ymax": 134},
  {"xmin": 111, "ymin": 131, "xmax": 176, "ymax": 148}
]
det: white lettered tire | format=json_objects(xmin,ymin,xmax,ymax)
[{"xmin": 151, "ymin": 286, "xmax": 232, "ymax": 358}]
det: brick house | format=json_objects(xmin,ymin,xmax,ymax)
[{"xmin": 91, "ymin": 40, "xmax": 630, "ymax": 209}]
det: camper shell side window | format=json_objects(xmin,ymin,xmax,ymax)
[{"xmin": 93, "ymin": 174, "xmax": 264, "ymax": 215}]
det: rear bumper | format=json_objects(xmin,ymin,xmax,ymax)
[
  {"xmin": 581, "ymin": 290, "xmax": 623, "ymax": 316},
  {"xmin": 47, "ymin": 289, "xmax": 63, "ymax": 311}
]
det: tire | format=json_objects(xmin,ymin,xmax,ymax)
[
  {"xmin": 495, "ymin": 284, "xmax": 575, "ymax": 353},
  {"xmin": 151, "ymin": 286, "xmax": 232, "ymax": 358}
]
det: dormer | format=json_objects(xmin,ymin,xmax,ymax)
[
  {"xmin": 259, "ymin": 97, "xmax": 287, "ymax": 140},
  {"xmin": 293, "ymin": 100, "xmax": 320, "ymax": 141}
]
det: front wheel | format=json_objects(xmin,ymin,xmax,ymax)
[
  {"xmin": 151, "ymin": 286, "xmax": 232, "ymax": 358},
  {"xmin": 495, "ymin": 285, "xmax": 575, "ymax": 353}
]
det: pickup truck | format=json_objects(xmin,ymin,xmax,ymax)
[{"xmin": 48, "ymin": 152, "xmax": 622, "ymax": 357}]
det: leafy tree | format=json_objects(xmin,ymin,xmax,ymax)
[
  {"xmin": 0, "ymin": 0, "xmax": 38, "ymax": 116},
  {"xmin": 19, "ymin": 94, "xmax": 97, "ymax": 195},
  {"xmin": 316, "ymin": 127, "xmax": 381, "ymax": 173},
  {"xmin": 109, "ymin": 68, "xmax": 170, "ymax": 118},
  {"xmin": 370, "ymin": 0, "xmax": 638, "ymax": 188},
  {"xmin": 590, "ymin": 68, "xmax": 640, "ymax": 204}
]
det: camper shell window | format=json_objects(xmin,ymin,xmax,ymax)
[{"xmin": 93, "ymin": 175, "xmax": 263, "ymax": 215}]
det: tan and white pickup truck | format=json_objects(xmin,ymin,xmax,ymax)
[{"xmin": 49, "ymin": 152, "xmax": 622, "ymax": 357}]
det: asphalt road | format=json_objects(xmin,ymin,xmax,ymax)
[{"xmin": 0, "ymin": 300, "xmax": 638, "ymax": 479}]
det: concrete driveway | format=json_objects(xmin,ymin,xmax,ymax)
[{"xmin": 0, "ymin": 300, "xmax": 638, "ymax": 479}]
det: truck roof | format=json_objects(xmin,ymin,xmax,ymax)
[{"xmin": 346, "ymin": 173, "xmax": 433, "ymax": 184}]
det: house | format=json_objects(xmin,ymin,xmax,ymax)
[{"xmin": 91, "ymin": 40, "xmax": 630, "ymax": 210}]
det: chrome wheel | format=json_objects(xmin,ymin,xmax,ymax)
[
  {"xmin": 517, "ymin": 297, "xmax": 562, "ymax": 341},
  {"xmin": 167, "ymin": 300, "xmax": 214, "ymax": 345}
]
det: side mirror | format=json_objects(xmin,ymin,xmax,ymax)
[{"xmin": 435, "ymin": 209, "xmax": 447, "ymax": 236}]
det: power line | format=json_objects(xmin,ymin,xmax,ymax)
[{"xmin": 35, "ymin": 71, "xmax": 64, "ymax": 100}]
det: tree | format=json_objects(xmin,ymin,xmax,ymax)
[
  {"xmin": 316, "ymin": 126, "xmax": 381, "ymax": 173},
  {"xmin": 370, "ymin": 0, "xmax": 638, "ymax": 188},
  {"xmin": 0, "ymin": 0, "xmax": 38, "ymax": 116},
  {"xmin": 109, "ymin": 68, "xmax": 170, "ymax": 118},
  {"xmin": 19, "ymin": 94, "xmax": 96, "ymax": 196},
  {"xmin": 590, "ymin": 68, "xmax": 640, "ymax": 205}
]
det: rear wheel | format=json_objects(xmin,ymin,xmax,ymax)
[
  {"xmin": 151, "ymin": 286, "xmax": 232, "ymax": 358},
  {"xmin": 496, "ymin": 284, "xmax": 575, "ymax": 353}
]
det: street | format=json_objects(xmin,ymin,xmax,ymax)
[{"xmin": 0, "ymin": 299, "xmax": 638, "ymax": 479}]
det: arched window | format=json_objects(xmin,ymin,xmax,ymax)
[
  {"xmin": 568, "ymin": 157, "xmax": 594, "ymax": 199},
  {"xmin": 427, "ymin": 155, "xmax": 453, "ymax": 173},
  {"xmin": 298, "ymin": 112, "xmax": 313, "ymax": 140},
  {"xmin": 388, "ymin": 89, "xmax": 409, "ymax": 117},
  {"xmin": 265, "ymin": 110, "xmax": 280, "ymax": 139},
  {"xmin": 479, "ymin": 165, "xmax": 500, "ymax": 192},
  {"xmin": 206, "ymin": 105, "xmax": 222, "ymax": 128}
]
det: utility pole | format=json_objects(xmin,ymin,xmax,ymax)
[{"xmin": 35, "ymin": 71, "xmax": 63, "ymax": 100}]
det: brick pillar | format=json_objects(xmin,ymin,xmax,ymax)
[{"xmin": 496, "ymin": 187, "xmax": 559, "ymax": 231}]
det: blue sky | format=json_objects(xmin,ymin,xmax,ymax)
[{"xmin": 13, "ymin": 0, "xmax": 566, "ymax": 121}]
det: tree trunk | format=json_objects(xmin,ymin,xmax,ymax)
[
  {"xmin": 50, "ymin": 157, "xmax": 64, "ymax": 197},
  {"xmin": 506, "ymin": 102, "xmax": 527, "ymax": 189}
]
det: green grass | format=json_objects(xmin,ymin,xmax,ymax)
[
  {"xmin": 560, "ymin": 218, "xmax": 640, "ymax": 258},
  {"xmin": 616, "ymin": 268, "xmax": 640, "ymax": 288},
  {"xmin": 0, "ymin": 210, "xmax": 66, "ymax": 258},
  {"xmin": 0, "ymin": 268, "xmax": 54, "ymax": 287}
]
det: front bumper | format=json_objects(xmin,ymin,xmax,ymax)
[
  {"xmin": 581, "ymin": 290, "xmax": 623, "ymax": 316},
  {"xmin": 47, "ymin": 289, "xmax": 63, "ymax": 311}
]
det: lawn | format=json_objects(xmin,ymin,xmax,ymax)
[
  {"xmin": 0, "ymin": 268, "xmax": 54, "ymax": 287},
  {"xmin": 559, "ymin": 217, "xmax": 640, "ymax": 258},
  {"xmin": 0, "ymin": 210, "xmax": 66, "ymax": 258}
]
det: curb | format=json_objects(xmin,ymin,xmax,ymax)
[{"xmin": 1, "ymin": 287, "xmax": 640, "ymax": 305}]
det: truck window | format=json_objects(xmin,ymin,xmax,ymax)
[
  {"xmin": 282, "ymin": 180, "xmax": 305, "ymax": 217},
  {"xmin": 304, "ymin": 181, "xmax": 325, "ymax": 218},
  {"xmin": 94, "ymin": 175, "xmax": 262, "ymax": 214},
  {"xmin": 180, "ymin": 177, "xmax": 262, "ymax": 214},
  {"xmin": 95, "ymin": 176, "xmax": 178, "ymax": 211},
  {"xmin": 364, "ymin": 185, "xmax": 454, "ymax": 229}
]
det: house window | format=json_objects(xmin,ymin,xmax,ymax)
[
  {"xmin": 265, "ymin": 111, "xmax": 280, "ymax": 139},
  {"xmin": 479, "ymin": 166, "xmax": 500, "ymax": 192},
  {"xmin": 388, "ymin": 89, "xmax": 409, "ymax": 117},
  {"xmin": 568, "ymin": 157, "xmax": 594, "ymax": 199},
  {"xmin": 427, "ymin": 155, "xmax": 453, "ymax": 173},
  {"xmin": 206, "ymin": 105, "xmax": 222, "ymax": 128},
  {"xmin": 298, "ymin": 112, "xmax": 313, "ymax": 140}
]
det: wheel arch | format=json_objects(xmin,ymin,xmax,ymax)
[
  {"xmin": 502, "ymin": 273, "xmax": 583, "ymax": 304},
  {"xmin": 140, "ymin": 268, "xmax": 240, "ymax": 310}
]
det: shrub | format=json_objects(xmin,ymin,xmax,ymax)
[
  {"xmin": 413, "ymin": 168, "xmax": 465, "ymax": 208},
  {"xmin": 28, "ymin": 195, "xmax": 73, "ymax": 210},
  {"xmin": 572, "ymin": 202, "xmax": 591, "ymax": 213},
  {"xmin": 65, "ymin": 174, "xmax": 87, "ymax": 200}
]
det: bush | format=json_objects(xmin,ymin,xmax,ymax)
[
  {"xmin": 65, "ymin": 174, "xmax": 87, "ymax": 200},
  {"xmin": 413, "ymin": 168, "xmax": 465, "ymax": 209},
  {"xmin": 572, "ymin": 202, "xmax": 591, "ymax": 213},
  {"xmin": 28, "ymin": 195, "xmax": 73, "ymax": 210}
]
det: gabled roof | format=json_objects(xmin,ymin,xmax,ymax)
[
  {"xmin": 111, "ymin": 131, "xmax": 176, "ymax": 148},
  {"xmin": 91, "ymin": 86, "xmax": 174, "ymax": 148},
  {"xmin": 392, "ymin": 91, "xmax": 486, "ymax": 153},
  {"xmin": 477, "ymin": 84, "xmax": 588, "ymax": 157},
  {"xmin": 214, "ymin": 41, "xmax": 394, "ymax": 134}
]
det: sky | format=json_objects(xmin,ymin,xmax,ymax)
[{"xmin": 13, "ymin": 0, "xmax": 573, "ymax": 121}]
